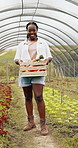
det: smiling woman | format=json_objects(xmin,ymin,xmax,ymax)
[{"xmin": 14, "ymin": 21, "xmax": 52, "ymax": 136}]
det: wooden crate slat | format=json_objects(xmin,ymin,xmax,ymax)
[
  {"xmin": 20, "ymin": 71, "xmax": 47, "ymax": 77},
  {"xmin": 20, "ymin": 61, "xmax": 46, "ymax": 66},
  {"xmin": 20, "ymin": 65, "xmax": 46, "ymax": 71}
]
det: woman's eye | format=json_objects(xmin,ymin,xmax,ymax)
[{"xmin": 28, "ymin": 29, "xmax": 36, "ymax": 32}]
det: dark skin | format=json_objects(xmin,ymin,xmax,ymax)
[
  {"xmin": 15, "ymin": 24, "xmax": 52, "ymax": 120},
  {"xmin": 23, "ymin": 84, "xmax": 45, "ymax": 119}
]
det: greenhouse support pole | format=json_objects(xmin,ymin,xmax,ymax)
[
  {"xmin": 6, "ymin": 60, "xmax": 9, "ymax": 84},
  {"xmin": 74, "ymin": 61, "xmax": 75, "ymax": 77}
]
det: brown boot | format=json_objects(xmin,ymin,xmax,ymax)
[
  {"xmin": 23, "ymin": 115, "xmax": 36, "ymax": 131},
  {"xmin": 40, "ymin": 119, "xmax": 49, "ymax": 136}
]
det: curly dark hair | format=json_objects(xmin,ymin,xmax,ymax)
[{"xmin": 26, "ymin": 22, "xmax": 38, "ymax": 30}]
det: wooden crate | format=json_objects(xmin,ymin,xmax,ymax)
[{"xmin": 19, "ymin": 61, "xmax": 47, "ymax": 77}]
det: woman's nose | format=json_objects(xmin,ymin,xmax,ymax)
[{"xmin": 30, "ymin": 31, "xmax": 34, "ymax": 33}]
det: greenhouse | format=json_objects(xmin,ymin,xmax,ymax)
[
  {"xmin": 0, "ymin": 0, "xmax": 78, "ymax": 77},
  {"xmin": 0, "ymin": 1, "xmax": 78, "ymax": 148}
]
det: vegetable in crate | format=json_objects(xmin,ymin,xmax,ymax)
[
  {"xmin": 32, "ymin": 55, "xmax": 44, "ymax": 62},
  {"xmin": 36, "ymin": 55, "xmax": 44, "ymax": 61}
]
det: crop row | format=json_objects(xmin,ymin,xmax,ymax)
[
  {"xmin": 0, "ymin": 84, "xmax": 12, "ymax": 136},
  {"xmin": 44, "ymin": 87, "xmax": 78, "ymax": 125}
]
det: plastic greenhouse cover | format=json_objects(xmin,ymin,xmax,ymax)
[{"xmin": 0, "ymin": 0, "xmax": 78, "ymax": 68}]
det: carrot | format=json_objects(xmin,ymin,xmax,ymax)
[
  {"xmin": 39, "ymin": 69, "xmax": 45, "ymax": 71},
  {"xmin": 29, "ymin": 70, "xmax": 38, "ymax": 72},
  {"xmin": 32, "ymin": 59, "xmax": 36, "ymax": 62}
]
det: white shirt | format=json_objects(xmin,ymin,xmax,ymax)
[{"xmin": 14, "ymin": 38, "xmax": 52, "ymax": 61}]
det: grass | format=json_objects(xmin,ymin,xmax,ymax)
[
  {"xmin": 0, "ymin": 50, "xmax": 19, "ymax": 82},
  {"xmin": 0, "ymin": 50, "xmax": 16, "ymax": 67}
]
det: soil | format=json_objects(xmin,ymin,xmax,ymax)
[{"xmin": 8, "ymin": 85, "xmax": 60, "ymax": 148}]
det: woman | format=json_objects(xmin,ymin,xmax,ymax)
[{"xmin": 14, "ymin": 22, "xmax": 52, "ymax": 136}]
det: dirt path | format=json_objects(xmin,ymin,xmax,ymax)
[
  {"xmin": 9, "ymin": 84, "xmax": 60, "ymax": 148},
  {"xmin": 30, "ymin": 111, "xmax": 58, "ymax": 148}
]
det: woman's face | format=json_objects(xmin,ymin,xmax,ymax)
[{"xmin": 27, "ymin": 24, "xmax": 38, "ymax": 41}]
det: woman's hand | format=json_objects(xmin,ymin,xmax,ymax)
[
  {"xmin": 15, "ymin": 59, "xmax": 23, "ymax": 65},
  {"xmin": 44, "ymin": 57, "xmax": 52, "ymax": 65}
]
